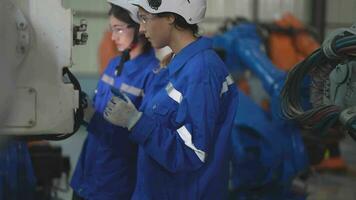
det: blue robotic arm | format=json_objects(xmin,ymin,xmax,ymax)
[
  {"xmin": 213, "ymin": 23, "xmax": 309, "ymax": 200},
  {"xmin": 232, "ymin": 24, "xmax": 286, "ymax": 97},
  {"xmin": 213, "ymin": 23, "xmax": 286, "ymax": 97}
]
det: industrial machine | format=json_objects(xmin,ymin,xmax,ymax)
[
  {"xmin": 0, "ymin": 0, "xmax": 88, "ymax": 139},
  {"xmin": 0, "ymin": 1, "xmax": 89, "ymax": 199},
  {"xmin": 281, "ymin": 23, "xmax": 356, "ymax": 142}
]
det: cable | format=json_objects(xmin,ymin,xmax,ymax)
[
  {"xmin": 14, "ymin": 68, "xmax": 83, "ymax": 141},
  {"xmin": 281, "ymin": 29, "xmax": 356, "ymax": 141}
]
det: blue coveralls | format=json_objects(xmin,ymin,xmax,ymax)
[
  {"xmin": 129, "ymin": 37, "xmax": 239, "ymax": 200},
  {"xmin": 70, "ymin": 49, "xmax": 159, "ymax": 200},
  {"xmin": 0, "ymin": 140, "xmax": 36, "ymax": 200}
]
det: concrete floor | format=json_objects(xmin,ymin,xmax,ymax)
[
  {"xmin": 307, "ymin": 173, "xmax": 356, "ymax": 200},
  {"xmin": 306, "ymin": 136, "xmax": 356, "ymax": 200}
]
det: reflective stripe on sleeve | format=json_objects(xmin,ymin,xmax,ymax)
[
  {"xmin": 220, "ymin": 74, "xmax": 234, "ymax": 96},
  {"xmin": 101, "ymin": 74, "xmax": 114, "ymax": 86},
  {"xmin": 120, "ymin": 83, "xmax": 144, "ymax": 97},
  {"xmin": 177, "ymin": 126, "xmax": 206, "ymax": 162},
  {"xmin": 165, "ymin": 82, "xmax": 206, "ymax": 162}
]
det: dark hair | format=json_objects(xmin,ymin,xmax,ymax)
[
  {"xmin": 108, "ymin": 4, "xmax": 137, "ymax": 27},
  {"xmin": 156, "ymin": 13, "xmax": 199, "ymax": 36},
  {"xmin": 108, "ymin": 4, "xmax": 152, "ymax": 53}
]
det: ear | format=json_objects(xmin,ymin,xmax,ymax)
[{"xmin": 166, "ymin": 14, "xmax": 175, "ymax": 25}]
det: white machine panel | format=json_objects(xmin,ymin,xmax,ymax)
[{"xmin": 0, "ymin": 0, "xmax": 80, "ymax": 135}]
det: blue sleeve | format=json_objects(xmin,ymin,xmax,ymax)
[{"xmin": 130, "ymin": 78, "xmax": 234, "ymax": 173}]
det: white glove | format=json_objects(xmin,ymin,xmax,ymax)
[{"xmin": 104, "ymin": 91, "xmax": 142, "ymax": 130}]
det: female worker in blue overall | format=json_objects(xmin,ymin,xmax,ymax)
[
  {"xmin": 70, "ymin": 0, "xmax": 159, "ymax": 199},
  {"xmin": 104, "ymin": 0, "xmax": 239, "ymax": 199}
]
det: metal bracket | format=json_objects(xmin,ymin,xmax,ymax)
[
  {"xmin": 322, "ymin": 22, "xmax": 356, "ymax": 59},
  {"xmin": 73, "ymin": 19, "xmax": 88, "ymax": 46},
  {"xmin": 339, "ymin": 106, "xmax": 356, "ymax": 126}
]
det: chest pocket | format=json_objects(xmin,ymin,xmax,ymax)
[
  {"xmin": 152, "ymin": 103, "xmax": 169, "ymax": 116},
  {"xmin": 148, "ymin": 82, "xmax": 182, "ymax": 126}
]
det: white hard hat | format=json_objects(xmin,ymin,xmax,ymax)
[
  {"xmin": 128, "ymin": 0, "xmax": 207, "ymax": 24},
  {"xmin": 107, "ymin": 0, "xmax": 140, "ymax": 23}
]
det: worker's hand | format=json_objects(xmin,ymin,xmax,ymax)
[
  {"xmin": 80, "ymin": 91, "xmax": 95, "ymax": 125},
  {"xmin": 104, "ymin": 87, "xmax": 142, "ymax": 130}
]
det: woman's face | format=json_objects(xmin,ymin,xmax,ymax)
[
  {"xmin": 109, "ymin": 15, "xmax": 135, "ymax": 52},
  {"xmin": 137, "ymin": 8, "xmax": 173, "ymax": 49}
]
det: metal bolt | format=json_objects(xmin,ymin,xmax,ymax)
[
  {"xmin": 28, "ymin": 120, "xmax": 35, "ymax": 126},
  {"xmin": 20, "ymin": 46, "xmax": 25, "ymax": 53},
  {"xmin": 28, "ymin": 88, "xmax": 35, "ymax": 94},
  {"xmin": 18, "ymin": 22, "xmax": 27, "ymax": 30},
  {"xmin": 16, "ymin": 45, "xmax": 26, "ymax": 54}
]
